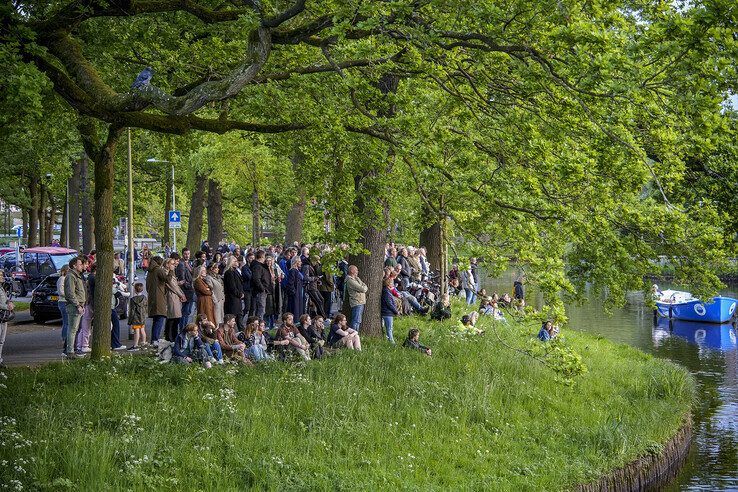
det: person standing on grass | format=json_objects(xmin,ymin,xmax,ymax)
[
  {"xmin": 146, "ymin": 256, "xmax": 168, "ymax": 344},
  {"xmin": 127, "ymin": 282, "xmax": 148, "ymax": 351},
  {"xmin": 223, "ymin": 256, "xmax": 245, "ymax": 332},
  {"xmin": 241, "ymin": 251, "xmax": 254, "ymax": 317},
  {"xmin": 175, "ymin": 248, "xmax": 195, "ymax": 330},
  {"xmin": 164, "ymin": 257, "xmax": 186, "ymax": 342},
  {"xmin": 206, "ymin": 262, "xmax": 225, "ymax": 326},
  {"xmin": 461, "ymin": 263, "xmax": 477, "ymax": 306},
  {"xmin": 76, "ymin": 262, "xmax": 95, "ymax": 354},
  {"xmin": 285, "ymin": 257, "xmax": 306, "ymax": 321},
  {"xmin": 56, "ymin": 265, "xmax": 69, "ymax": 350},
  {"xmin": 381, "ymin": 277, "xmax": 399, "ymax": 344},
  {"xmin": 194, "ymin": 265, "xmax": 215, "ymax": 325},
  {"xmin": 110, "ymin": 280, "xmax": 128, "ymax": 351},
  {"xmin": 63, "ymin": 256, "xmax": 86, "ymax": 358},
  {"xmin": 345, "ymin": 265, "xmax": 368, "ymax": 332},
  {"xmin": 250, "ymin": 250, "xmax": 271, "ymax": 321},
  {"xmin": 0, "ymin": 270, "xmax": 14, "ymax": 366}
]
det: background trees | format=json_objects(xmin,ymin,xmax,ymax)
[{"xmin": 2, "ymin": 0, "xmax": 737, "ymax": 349}]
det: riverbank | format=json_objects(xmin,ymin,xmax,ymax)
[{"xmin": 0, "ymin": 312, "xmax": 693, "ymax": 490}]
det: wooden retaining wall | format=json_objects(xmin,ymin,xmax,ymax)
[{"xmin": 575, "ymin": 416, "xmax": 692, "ymax": 492}]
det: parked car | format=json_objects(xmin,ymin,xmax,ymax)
[
  {"xmin": 13, "ymin": 247, "xmax": 78, "ymax": 296},
  {"xmin": 30, "ymin": 273, "xmax": 129, "ymax": 324}
]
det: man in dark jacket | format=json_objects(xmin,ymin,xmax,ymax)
[
  {"xmin": 396, "ymin": 248, "xmax": 412, "ymax": 290},
  {"xmin": 250, "ymin": 250, "xmax": 271, "ymax": 320},
  {"xmin": 223, "ymin": 260, "xmax": 244, "ymax": 331},
  {"xmin": 201, "ymin": 240, "xmax": 212, "ymax": 260},
  {"xmin": 241, "ymin": 252, "xmax": 254, "ymax": 317},
  {"xmin": 175, "ymin": 248, "xmax": 195, "ymax": 330}
]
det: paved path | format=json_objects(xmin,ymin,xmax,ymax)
[{"xmin": 3, "ymin": 311, "xmax": 137, "ymax": 367}]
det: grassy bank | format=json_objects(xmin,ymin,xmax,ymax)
[{"xmin": 0, "ymin": 311, "xmax": 693, "ymax": 491}]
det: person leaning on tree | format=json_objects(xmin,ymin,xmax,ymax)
[
  {"xmin": 344, "ymin": 265, "xmax": 368, "ymax": 332},
  {"xmin": 63, "ymin": 256, "xmax": 87, "ymax": 358}
]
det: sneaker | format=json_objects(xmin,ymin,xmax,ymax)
[
  {"xmin": 216, "ymin": 359, "xmax": 225, "ymax": 365},
  {"xmin": 209, "ymin": 357, "xmax": 217, "ymax": 364},
  {"xmin": 64, "ymin": 352, "xmax": 77, "ymax": 359},
  {"xmin": 113, "ymin": 345, "xmax": 127, "ymax": 351},
  {"xmin": 203, "ymin": 361, "xmax": 212, "ymax": 369},
  {"xmin": 80, "ymin": 347, "xmax": 92, "ymax": 353},
  {"xmin": 127, "ymin": 346, "xmax": 139, "ymax": 352},
  {"xmin": 74, "ymin": 350, "xmax": 87, "ymax": 357},
  {"xmin": 152, "ymin": 340, "xmax": 159, "ymax": 348}
]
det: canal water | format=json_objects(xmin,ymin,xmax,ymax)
[{"xmin": 482, "ymin": 271, "xmax": 738, "ymax": 490}]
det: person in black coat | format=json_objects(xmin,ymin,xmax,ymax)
[
  {"xmin": 223, "ymin": 256, "xmax": 244, "ymax": 331},
  {"xmin": 285, "ymin": 257, "xmax": 306, "ymax": 320},
  {"xmin": 241, "ymin": 252, "xmax": 254, "ymax": 317},
  {"xmin": 381, "ymin": 278, "xmax": 399, "ymax": 344},
  {"xmin": 302, "ymin": 255, "xmax": 326, "ymax": 318},
  {"xmin": 396, "ymin": 248, "xmax": 412, "ymax": 289},
  {"xmin": 249, "ymin": 250, "xmax": 271, "ymax": 320},
  {"xmin": 174, "ymin": 249, "xmax": 195, "ymax": 331}
]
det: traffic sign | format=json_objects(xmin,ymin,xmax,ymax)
[
  {"xmin": 16, "ymin": 226, "xmax": 23, "ymax": 238},
  {"xmin": 168, "ymin": 210, "xmax": 181, "ymax": 229}
]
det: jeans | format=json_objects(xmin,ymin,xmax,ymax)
[
  {"xmin": 382, "ymin": 315, "xmax": 395, "ymax": 343},
  {"xmin": 265, "ymin": 314, "xmax": 276, "ymax": 330},
  {"xmin": 203, "ymin": 341, "xmax": 223, "ymax": 361},
  {"xmin": 402, "ymin": 294, "xmax": 424, "ymax": 313},
  {"xmin": 465, "ymin": 288, "xmax": 477, "ymax": 305},
  {"xmin": 248, "ymin": 344, "xmax": 270, "ymax": 361},
  {"xmin": 254, "ymin": 292, "xmax": 268, "ymax": 320},
  {"xmin": 65, "ymin": 304, "xmax": 83, "ymax": 355},
  {"xmin": 76, "ymin": 305, "xmax": 93, "ymax": 351},
  {"xmin": 151, "ymin": 315, "xmax": 166, "ymax": 341},
  {"xmin": 111, "ymin": 309, "xmax": 122, "ymax": 349},
  {"xmin": 179, "ymin": 301, "xmax": 195, "ymax": 330},
  {"xmin": 350, "ymin": 304, "xmax": 365, "ymax": 331},
  {"xmin": 0, "ymin": 322, "xmax": 7, "ymax": 365},
  {"xmin": 58, "ymin": 301, "xmax": 69, "ymax": 341}
]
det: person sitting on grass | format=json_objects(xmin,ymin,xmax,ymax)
[
  {"xmin": 173, "ymin": 323, "xmax": 211, "ymax": 368},
  {"xmin": 327, "ymin": 313, "xmax": 362, "ymax": 351},
  {"xmin": 216, "ymin": 314, "xmax": 248, "ymax": 363},
  {"xmin": 127, "ymin": 282, "xmax": 148, "ymax": 351},
  {"xmin": 274, "ymin": 313, "xmax": 311, "ymax": 361},
  {"xmin": 456, "ymin": 312, "xmax": 484, "ymax": 335},
  {"xmin": 537, "ymin": 320, "xmax": 557, "ymax": 341},
  {"xmin": 246, "ymin": 317, "xmax": 271, "ymax": 361},
  {"xmin": 430, "ymin": 293, "xmax": 452, "ymax": 321},
  {"xmin": 303, "ymin": 314, "xmax": 327, "ymax": 359},
  {"xmin": 197, "ymin": 315, "xmax": 224, "ymax": 365},
  {"xmin": 403, "ymin": 328, "xmax": 432, "ymax": 356}
]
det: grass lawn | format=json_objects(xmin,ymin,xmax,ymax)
[
  {"xmin": 11, "ymin": 301, "xmax": 29, "ymax": 312},
  {"xmin": 0, "ymin": 308, "xmax": 693, "ymax": 491}
]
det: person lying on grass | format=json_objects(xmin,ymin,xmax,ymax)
[
  {"xmin": 537, "ymin": 320, "xmax": 558, "ymax": 341},
  {"xmin": 456, "ymin": 312, "xmax": 484, "ymax": 336},
  {"xmin": 173, "ymin": 323, "xmax": 211, "ymax": 368},
  {"xmin": 327, "ymin": 313, "xmax": 362, "ymax": 351},
  {"xmin": 403, "ymin": 328, "xmax": 431, "ymax": 356}
]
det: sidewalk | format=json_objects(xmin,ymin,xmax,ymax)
[{"xmin": 3, "ymin": 311, "xmax": 136, "ymax": 367}]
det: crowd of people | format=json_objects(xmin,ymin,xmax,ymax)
[{"xmin": 58, "ymin": 241, "xmax": 442, "ymax": 364}]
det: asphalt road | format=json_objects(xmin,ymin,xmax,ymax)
[{"xmin": 3, "ymin": 309, "xmax": 138, "ymax": 367}]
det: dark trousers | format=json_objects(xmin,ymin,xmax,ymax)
[
  {"xmin": 243, "ymin": 291, "xmax": 252, "ymax": 317},
  {"xmin": 165, "ymin": 318, "xmax": 181, "ymax": 342},
  {"xmin": 307, "ymin": 289, "xmax": 325, "ymax": 318},
  {"xmin": 111, "ymin": 309, "xmax": 122, "ymax": 349},
  {"xmin": 254, "ymin": 291, "xmax": 268, "ymax": 320},
  {"xmin": 321, "ymin": 291, "xmax": 333, "ymax": 319},
  {"xmin": 179, "ymin": 301, "xmax": 195, "ymax": 330}
]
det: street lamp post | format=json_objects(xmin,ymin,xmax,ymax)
[
  {"xmin": 127, "ymin": 129, "xmax": 135, "ymax": 291},
  {"xmin": 146, "ymin": 158, "xmax": 173, "ymax": 252}
]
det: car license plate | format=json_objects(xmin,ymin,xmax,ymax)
[{"xmin": 50, "ymin": 295, "xmax": 58, "ymax": 301}]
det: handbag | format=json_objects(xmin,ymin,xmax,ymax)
[{"xmin": 0, "ymin": 307, "xmax": 15, "ymax": 323}]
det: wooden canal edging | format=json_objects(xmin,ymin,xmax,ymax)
[{"xmin": 574, "ymin": 415, "xmax": 692, "ymax": 491}]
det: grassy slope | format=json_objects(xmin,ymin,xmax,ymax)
[{"xmin": 0, "ymin": 311, "xmax": 693, "ymax": 491}]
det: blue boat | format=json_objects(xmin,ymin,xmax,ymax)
[
  {"xmin": 654, "ymin": 318, "xmax": 737, "ymax": 350},
  {"xmin": 655, "ymin": 290, "xmax": 738, "ymax": 324}
]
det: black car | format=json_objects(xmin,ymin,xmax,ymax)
[{"xmin": 30, "ymin": 274, "xmax": 129, "ymax": 324}]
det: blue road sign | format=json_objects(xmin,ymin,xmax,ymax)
[
  {"xmin": 16, "ymin": 226, "xmax": 23, "ymax": 238},
  {"xmin": 168, "ymin": 210, "xmax": 181, "ymax": 229}
]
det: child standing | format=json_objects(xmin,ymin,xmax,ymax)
[{"xmin": 127, "ymin": 282, "xmax": 148, "ymax": 351}]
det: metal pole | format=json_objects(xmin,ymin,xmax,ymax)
[
  {"xmin": 65, "ymin": 180, "xmax": 70, "ymax": 247},
  {"xmin": 127, "ymin": 128, "xmax": 135, "ymax": 290},
  {"xmin": 171, "ymin": 164, "xmax": 176, "ymax": 252}
]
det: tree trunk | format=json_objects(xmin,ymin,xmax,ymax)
[
  {"xmin": 252, "ymin": 184, "xmax": 260, "ymax": 246},
  {"xmin": 28, "ymin": 176, "xmax": 39, "ymax": 247},
  {"xmin": 38, "ymin": 183, "xmax": 46, "ymax": 246},
  {"xmin": 60, "ymin": 189, "xmax": 67, "ymax": 247},
  {"xmin": 47, "ymin": 192, "xmax": 56, "ymax": 245},
  {"xmin": 207, "ymin": 179, "xmax": 223, "ymax": 247},
  {"xmin": 80, "ymin": 155, "xmax": 95, "ymax": 253},
  {"xmin": 185, "ymin": 172, "xmax": 207, "ymax": 252},
  {"xmin": 163, "ymin": 169, "xmax": 172, "ymax": 247},
  {"xmin": 68, "ymin": 159, "xmax": 82, "ymax": 251},
  {"xmin": 285, "ymin": 154, "xmax": 307, "ymax": 246},
  {"xmin": 87, "ymin": 125, "xmax": 124, "ymax": 360},
  {"xmin": 22, "ymin": 208, "xmax": 28, "ymax": 245}
]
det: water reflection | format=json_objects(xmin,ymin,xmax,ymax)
[{"xmin": 480, "ymin": 270, "xmax": 738, "ymax": 490}]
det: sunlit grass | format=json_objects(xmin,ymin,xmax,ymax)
[{"xmin": 0, "ymin": 308, "xmax": 693, "ymax": 491}]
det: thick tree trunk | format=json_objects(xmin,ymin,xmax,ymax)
[
  {"xmin": 28, "ymin": 176, "xmax": 39, "ymax": 247},
  {"xmin": 87, "ymin": 126, "xmax": 124, "ymax": 360},
  {"xmin": 252, "ymin": 185, "xmax": 260, "ymax": 246},
  {"xmin": 163, "ymin": 170, "xmax": 172, "ymax": 247},
  {"xmin": 68, "ymin": 159, "xmax": 82, "ymax": 251},
  {"xmin": 419, "ymin": 198, "xmax": 448, "ymax": 296},
  {"xmin": 22, "ymin": 208, "xmax": 28, "ymax": 245},
  {"xmin": 185, "ymin": 172, "xmax": 207, "ymax": 252},
  {"xmin": 47, "ymin": 193, "xmax": 56, "ymax": 245},
  {"xmin": 207, "ymin": 179, "xmax": 223, "ymax": 247},
  {"xmin": 80, "ymin": 155, "xmax": 95, "ymax": 253},
  {"xmin": 285, "ymin": 154, "xmax": 306, "ymax": 246},
  {"xmin": 38, "ymin": 184, "xmax": 46, "ymax": 246}
]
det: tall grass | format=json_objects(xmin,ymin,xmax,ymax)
[{"xmin": 0, "ymin": 310, "xmax": 693, "ymax": 491}]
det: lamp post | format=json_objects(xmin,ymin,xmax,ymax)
[
  {"xmin": 127, "ymin": 129, "xmax": 135, "ymax": 291},
  {"xmin": 146, "ymin": 158, "xmax": 173, "ymax": 252}
]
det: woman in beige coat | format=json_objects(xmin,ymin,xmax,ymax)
[
  {"xmin": 164, "ymin": 257, "xmax": 186, "ymax": 342},
  {"xmin": 206, "ymin": 262, "xmax": 226, "ymax": 326}
]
